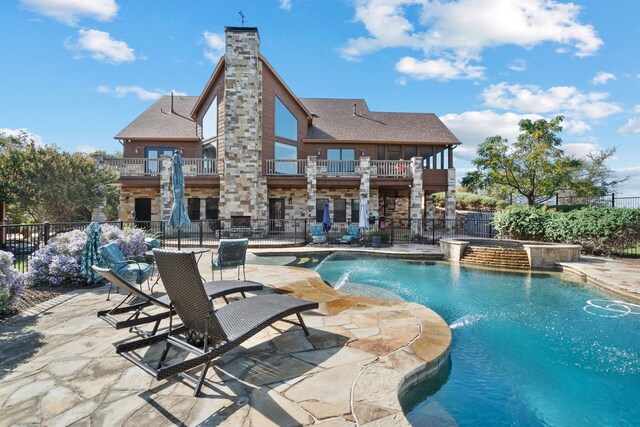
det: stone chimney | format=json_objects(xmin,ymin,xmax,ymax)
[{"xmin": 220, "ymin": 27, "xmax": 268, "ymax": 220}]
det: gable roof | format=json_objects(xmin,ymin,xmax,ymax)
[
  {"xmin": 115, "ymin": 95, "xmax": 199, "ymax": 141},
  {"xmin": 300, "ymin": 98, "xmax": 460, "ymax": 145}
]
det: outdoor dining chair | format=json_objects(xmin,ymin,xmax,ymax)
[
  {"xmin": 211, "ymin": 238, "xmax": 249, "ymax": 281},
  {"xmin": 115, "ymin": 249, "xmax": 319, "ymax": 396},
  {"xmin": 339, "ymin": 225, "xmax": 360, "ymax": 244}
]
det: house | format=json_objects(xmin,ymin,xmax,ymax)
[{"xmin": 106, "ymin": 26, "xmax": 459, "ymax": 231}]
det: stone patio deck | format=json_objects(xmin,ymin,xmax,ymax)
[
  {"xmin": 0, "ymin": 251, "xmax": 451, "ymax": 426},
  {"xmin": 1, "ymin": 246, "xmax": 638, "ymax": 426}
]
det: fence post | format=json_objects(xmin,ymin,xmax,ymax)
[
  {"xmin": 294, "ymin": 219, "xmax": 298, "ymax": 244},
  {"xmin": 555, "ymin": 193, "xmax": 559, "ymax": 206},
  {"xmin": 43, "ymin": 222, "xmax": 50, "ymax": 245},
  {"xmin": 199, "ymin": 220, "xmax": 203, "ymax": 247},
  {"xmin": 304, "ymin": 218, "xmax": 308, "ymax": 244},
  {"xmin": 119, "ymin": 221, "xmax": 124, "ymax": 230},
  {"xmin": 612, "ymin": 193, "xmax": 615, "ymax": 208}
]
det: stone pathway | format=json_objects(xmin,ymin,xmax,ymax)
[
  {"xmin": 558, "ymin": 256, "xmax": 640, "ymax": 300},
  {"xmin": 0, "ymin": 252, "xmax": 450, "ymax": 426}
]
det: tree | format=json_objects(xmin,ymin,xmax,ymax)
[
  {"xmin": 462, "ymin": 116, "xmax": 620, "ymax": 206},
  {"xmin": 566, "ymin": 147, "xmax": 626, "ymax": 197},
  {"xmin": 0, "ymin": 133, "xmax": 117, "ymax": 222}
]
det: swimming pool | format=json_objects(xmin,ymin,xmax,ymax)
[{"xmin": 302, "ymin": 253, "xmax": 640, "ymax": 426}]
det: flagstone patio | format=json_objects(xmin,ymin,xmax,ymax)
[{"xmin": 0, "ymin": 251, "xmax": 451, "ymax": 426}]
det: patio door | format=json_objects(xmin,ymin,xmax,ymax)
[
  {"xmin": 134, "ymin": 198, "xmax": 151, "ymax": 228},
  {"xmin": 269, "ymin": 198, "xmax": 285, "ymax": 233}
]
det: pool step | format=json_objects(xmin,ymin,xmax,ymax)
[{"xmin": 461, "ymin": 246, "xmax": 530, "ymax": 269}]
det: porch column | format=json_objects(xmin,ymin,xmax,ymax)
[
  {"xmin": 410, "ymin": 157, "xmax": 423, "ymax": 235},
  {"xmin": 160, "ymin": 155, "xmax": 172, "ymax": 221},
  {"xmin": 445, "ymin": 168, "xmax": 456, "ymax": 232},
  {"xmin": 306, "ymin": 156, "xmax": 317, "ymax": 219}
]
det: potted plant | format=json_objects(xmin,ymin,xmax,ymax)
[{"xmin": 371, "ymin": 229, "xmax": 389, "ymax": 248}]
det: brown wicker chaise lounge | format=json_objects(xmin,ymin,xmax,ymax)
[
  {"xmin": 115, "ymin": 249, "xmax": 319, "ymax": 396},
  {"xmin": 93, "ymin": 265, "xmax": 264, "ymax": 336}
]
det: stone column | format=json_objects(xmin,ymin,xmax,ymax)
[
  {"xmin": 220, "ymin": 27, "xmax": 267, "ymax": 220},
  {"xmin": 91, "ymin": 198, "xmax": 106, "ymax": 223},
  {"xmin": 445, "ymin": 168, "xmax": 456, "ymax": 232},
  {"xmin": 160, "ymin": 156, "xmax": 172, "ymax": 221},
  {"xmin": 410, "ymin": 157, "xmax": 423, "ymax": 235},
  {"xmin": 306, "ymin": 156, "xmax": 317, "ymax": 219},
  {"xmin": 359, "ymin": 156, "xmax": 371, "ymax": 200}
]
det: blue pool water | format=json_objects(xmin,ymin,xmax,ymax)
[{"xmin": 309, "ymin": 253, "xmax": 640, "ymax": 426}]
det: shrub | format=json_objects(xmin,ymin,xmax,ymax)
[
  {"xmin": 546, "ymin": 207, "xmax": 640, "ymax": 256},
  {"xmin": 0, "ymin": 251, "xmax": 26, "ymax": 314},
  {"xmin": 434, "ymin": 192, "xmax": 509, "ymax": 211},
  {"xmin": 493, "ymin": 206, "xmax": 553, "ymax": 241},
  {"xmin": 27, "ymin": 225, "xmax": 147, "ymax": 287}
]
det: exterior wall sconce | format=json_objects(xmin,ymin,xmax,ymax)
[
  {"xmin": 288, "ymin": 196, "xmax": 293, "ymax": 205},
  {"xmin": 125, "ymin": 196, "xmax": 130, "ymax": 202},
  {"xmin": 316, "ymin": 149, "xmax": 321, "ymax": 156},
  {"xmin": 180, "ymin": 148, "xmax": 185, "ymax": 154},
  {"xmin": 361, "ymin": 150, "xmax": 365, "ymax": 156},
  {"xmin": 134, "ymin": 148, "xmax": 140, "ymax": 154}
]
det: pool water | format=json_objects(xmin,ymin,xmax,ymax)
[{"xmin": 307, "ymin": 253, "xmax": 640, "ymax": 426}]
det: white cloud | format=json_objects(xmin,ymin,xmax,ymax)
[
  {"xmin": 481, "ymin": 82, "xmax": 622, "ymax": 120},
  {"xmin": 341, "ymin": 0, "xmax": 602, "ymax": 80},
  {"xmin": 75, "ymin": 144, "xmax": 99, "ymax": 154},
  {"xmin": 66, "ymin": 29, "xmax": 136, "ymax": 64},
  {"xmin": 508, "ymin": 58, "xmax": 527, "ymax": 72},
  {"xmin": 440, "ymin": 110, "xmax": 543, "ymax": 160},
  {"xmin": 562, "ymin": 142, "xmax": 599, "ymax": 158},
  {"xmin": 279, "ymin": 0, "xmax": 292, "ymax": 11},
  {"xmin": 591, "ymin": 71, "xmax": 616, "ymax": 85},
  {"xmin": 395, "ymin": 56, "xmax": 485, "ymax": 80},
  {"xmin": 563, "ymin": 119, "xmax": 592, "ymax": 134},
  {"xmin": 97, "ymin": 85, "xmax": 162, "ymax": 100},
  {"xmin": 618, "ymin": 118, "xmax": 640, "ymax": 135},
  {"xmin": 395, "ymin": 76, "xmax": 408, "ymax": 86},
  {"xmin": 20, "ymin": 0, "xmax": 118, "ymax": 26},
  {"xmin": 0, "ymin": 128, "xmax": 44, "ymax": 146},
  {"xmin": 203, "ymin": 31, "xmax": 225, "ymax": 63}
]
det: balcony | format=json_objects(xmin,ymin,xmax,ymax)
[
  {"xmin": 316, "ymin": 160, "xmax": 359, "ymax": 177},
  {"xmin": 104, "ymin": 158, "xmax": 217, "ymax": 177},
  {"xmin": 370, "ymin": 160, "xmax": 411, "ymax": 178},
  {"xmin": 263, "ymin": 159, "xmax": 307, "ymax": 176}
]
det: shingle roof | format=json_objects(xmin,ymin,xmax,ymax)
[
  {"xmin": 299, "ymin": 98, "xmax": 460, "ymax": 144},
  {"xmin": 115, "ymin": 96, "xmax": 199, "ymax": 140}
]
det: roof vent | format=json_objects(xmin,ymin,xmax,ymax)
[
  {"xmin": 353, "ymin": 103, "xmax": 357, "ymax": 116},
  {"xmin": 170, "ymin": 92, "xmax": 175, "ymax": 114}
]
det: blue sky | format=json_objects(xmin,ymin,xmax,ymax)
[{"xmin": 2, "ymin": 0, "xmax": 640, "ymax": 195}]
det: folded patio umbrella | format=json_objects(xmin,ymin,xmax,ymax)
[
  {"xmin": 358, "ymin": 198, "xmax": 369, "ymax": 231},
  {"xmin": 80, "ymin": 222, "xmax": 103, "ymax": 284},
  {"xmin": 168, "ymin": 152, "xmax": 191, "ymax": 249},
  {"xmin": 322, "ymin": 200, "xmax": 332, "ymax": 233}
]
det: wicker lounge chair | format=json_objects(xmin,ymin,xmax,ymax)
[
  {"xmin": 310, "ymin": 225, "xmax": 327, "ymax": 244},
  {"xmin": 211, "ymin": 238, "xmax": 249, "ymax": 280},
  {"xmin": 93, "ymin": 265, "xmax": 263, "ymax": 336},
  {"xmin": 339, "ymin": 225, "xmax": 360, "ymax": 244},
  {"xmin": 116, "ymin": 249, "xmax": 319, "ymax": 396}
]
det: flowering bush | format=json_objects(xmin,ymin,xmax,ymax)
[
  {"xmin": 28, "ymin": 225, "xmax": 147, "ymax": 287},
  {"xmin": 0, "ymin": 251, "xmax": 26, "ymax": 314}
]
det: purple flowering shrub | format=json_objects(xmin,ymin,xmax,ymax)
[
  {"xmin": 28, "ymin": 225, "xmax": 147, "ymax": 287},
  {"xmin": 0, "ymin": 251, "xmax": 26, "ymax": 314}
]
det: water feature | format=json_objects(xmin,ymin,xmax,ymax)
[{"xmin": 307, "ymin": 253, "xmax": 640, "ymax": 426}]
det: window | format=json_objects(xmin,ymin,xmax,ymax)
[
  {"xmin": 275, "ymin": 142, "xmax": 298, "ymax": 174},
  {"xmin": 334, "ymin": 199, "xmax": 346, "ymax": 222},
  {"xmin": 205, "ymin": 198, "xmax": 219, "ymax": 220},
  {"xmin": 351, "ymin": 199, "xmax": 359, "ymax": 223},
  {"xmin": 404, "ymin": 145, "xmax": 417, "ymax": 159},
  {"xmin": 202, "ymin": 143, "xmax": 216, "ymax": 173},
  {"xmin": 327, "ymin": 148, "xmax": 355, "ymax": 173},
  {"xmin": 145, "ymin": 147, "xmax": 175, "ymax": 175},
  {"xmin": 316, "ymin": 198, "xmax": 328, "ymax": 222},
  {"xmin": 202, "ymin": 96, "xmax": 217, "ymax": 140},
  {"xmin": 188, "ymin": 198, "xmax": 201, "ymax": 220},
  {"xmin": 275, "ymin": 96, "xmax": 297, "ymax": 141}
]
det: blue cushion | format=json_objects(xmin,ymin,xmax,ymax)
[{"xmin": 98, "ymin": 243, "xmax": 126, "ymax": 273}]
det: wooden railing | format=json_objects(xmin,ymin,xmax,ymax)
[
  {"xmin": 316, "ymin": 160, "xmax": 359, "ymax": 177},
  {"xmin": 371, "ymin": 160, "xmax": 411, "ymax": 177},
  {"xmin": 104, "ymin": 158, "xmax": 217, "ymax": 176},
  {"xmin": 263, "ymin": 159, "xmax": 307, "ymax": 175}
]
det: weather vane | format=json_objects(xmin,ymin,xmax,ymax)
[{"xmin": 238, "ymin": 11, "xmax": 246, "ymax": 26}]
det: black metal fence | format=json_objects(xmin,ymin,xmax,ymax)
[
  {"xmin": 1, "ymin": 217, "xmax": 500, "ymax": 272},
  {"xmin": 550, "ymin": 193, "xmax": 640, "ymax": 210}
]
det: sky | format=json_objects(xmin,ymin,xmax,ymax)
[{"xmin": 1, "ymin": 0, "xmax": 640, "ymax": 195}]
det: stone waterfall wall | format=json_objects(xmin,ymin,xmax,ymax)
[{"xmin": 220, "ymin": 27, "xmax": 268, "ymax": 220}]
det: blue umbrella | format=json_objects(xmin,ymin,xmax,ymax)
[
  {"xmin": 80, "ymin": 222, "xmax": 103, "ymax": 284},
  {"xmin": 169, "ymin": 152, "xmax": 190, "ymax": 249},
  {"xmin": 322, "ymin": 200, "xmax": 332, "ymax": 233}
]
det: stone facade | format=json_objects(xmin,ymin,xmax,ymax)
[
  {"xmin": 119, "ymin": 188, "xmax": 161, "ymax": 221},
  {"xmin": 445, "ymin": 168, "xmax": 456, "ymax": 231},
  {"xmin": 268, "ymin": 188, "xmax": 308, "ymax": 220},
  {"xmin": 220, "ymin": 27, "xmax": 268, "ymax": 220}
]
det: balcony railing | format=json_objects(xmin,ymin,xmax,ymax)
[
  {"xmin": 104, "ymin": 158, "xmax": 217, "ymax": 177},
  {"xmin": 317, "ymin": 160, "xmax": 359, "ymax": 177},
  {"xmin": 371, "ymin": 160, "xmax": 411, "ymax": 177},
  {"xmin": 264, "ymin": 159, "xmax": 307, "ymax": 175}
]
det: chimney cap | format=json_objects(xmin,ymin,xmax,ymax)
[{"xmin": 225, "ymin": 26, "xmax": 259, "ymax": 33}]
